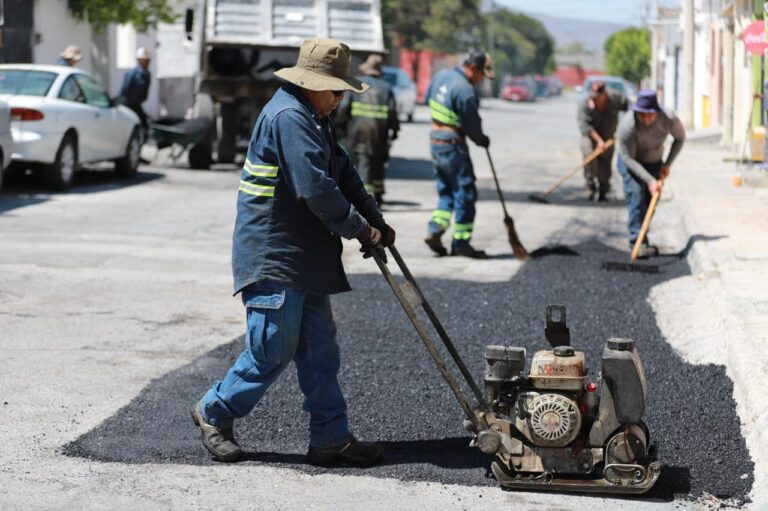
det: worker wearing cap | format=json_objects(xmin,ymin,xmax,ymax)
[
  {"xmin": 118, "ymin": 47, "xmax": 152, "ymax": 133},
  {"xmin": 336, "ymin": 54, "xmax": 399, "ymax": 205},
  {"xmin": 56, "ymin": 46, "xmax": 82, "ymax": 67},
  {"xmin": 424, "ymin": 52, "xmax": 494, "ymax": 259},
  {"xmin": 192, "ymin": 39, "xmax": 394, "ymax": 467},
  {"xmin": 577, "ymin": 81, "xmax": 628, "ymax": 201},
  {"xmin": 616, "ymin": 89, "xmax": 685, "ymax": 256}
]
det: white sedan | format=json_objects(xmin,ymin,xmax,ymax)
[
  {"xmin": 0, "ymin": 64, "xmax": 141, "ymax": 190},
  {"xmin": 0, "ymin": 98, "xmax": 12, "ymax": 191}
]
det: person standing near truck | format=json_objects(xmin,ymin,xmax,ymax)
[
  {"xmin": 118, "ymin": 47, "xmax": 152, "ymax": 136},
  {"xmin": 336, "ymin": 54, "xmax": 399, "ymax": 205},
  {"xmin": 191, "ymin": 38, "xmax": 395, "ymax": 466}
]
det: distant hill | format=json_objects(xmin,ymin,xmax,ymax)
[{"xmin": 525, "ymin": 11, "xmax": 630, "ymax": 55}]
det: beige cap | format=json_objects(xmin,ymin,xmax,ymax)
[
  {"xmin": 358, "ymin": 54, "xmax": 384, "ymax": 77},
  {"xmin": 60, "ymin": 45, "xmax": 82, "ymax": 62},
  {"xmin": 274, "ymin": 38, "xmax": 368, "ymax": 93}
]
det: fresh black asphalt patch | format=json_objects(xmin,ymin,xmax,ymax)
[{"xmin": 64, "ymin": 241, "xmax": 753, "ymax": 504}]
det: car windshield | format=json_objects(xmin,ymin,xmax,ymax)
[{"xmin": 0, "ymin": 70, "xmax": 57, "ymax": 97}]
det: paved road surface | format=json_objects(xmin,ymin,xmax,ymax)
[{"xmin": 0, "ymin": 94, "xmax": 754, "ymax": 509}]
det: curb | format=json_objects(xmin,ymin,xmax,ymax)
[{"xmin": 669, "ymin": 180, "xmax": 768, "ymax": 508}]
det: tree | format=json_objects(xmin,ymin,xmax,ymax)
[
  {"xmin": 382, "ymin": 0, "xmax": 483, "ymax": 53},
  {"xmin": 604, "ymin": 27, "xmax": 651, "ymax": 86},
  {"xmin": 484, "ymin": 9, "xmax": 554, "ymax": 79},
  {"xmin": 67, "ymin": 0, "xmax": 176, "ymax": 32}
]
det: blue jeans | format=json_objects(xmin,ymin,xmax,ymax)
[
  {"xmin": 200, "ymin": 281, "xmax": 352, "ymax": 448},
  {"xmin": 617, "ymin": 155, "xmax": 662, "ymax": 242},
  {"xmin": 428, "ymin": 143, "xmax": 477, "ymax": 246}
]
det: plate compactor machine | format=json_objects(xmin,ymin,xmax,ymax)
[{"xmin": 372, "ymin": 247, "xmax": 660, "ymax": 494}]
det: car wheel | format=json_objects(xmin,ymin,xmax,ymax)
[
  {"xmin": 188, "ymin": 142, "xmax": 212, "ymax": 170},
  {"xmin": 45, "ymin": 133, "xmax": 77, "ymax": 191},
  {"xmin": 115, "ymin": 128, "xmax": 141, "ymax": 178}
]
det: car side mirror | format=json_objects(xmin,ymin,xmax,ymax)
[{"xmin": 185, "ymin": 8, "xmax": 194, "ymax": 41}]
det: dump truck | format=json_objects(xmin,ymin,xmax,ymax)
[{"xmin": 183, "ymin": 0, "xmax": 385, "ymax": 168}]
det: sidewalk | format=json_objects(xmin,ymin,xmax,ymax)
[{"xmin": 669, "ymin": 139, "xmax": 768, "ymax": 506}]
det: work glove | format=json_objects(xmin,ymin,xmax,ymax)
[
  {"xmin": 478, "ymin": 134, "xmax": 490, "ymax": 148},
  {"xmin": 370, "ymin": 218, "xmax": 396, "ymax": 247},
  {"xmin": 356, "ymin": 225, "xmax": 386, "ymax": 262}
]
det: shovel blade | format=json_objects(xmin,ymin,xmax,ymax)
[{"xmin": 528, "ymin": 194, "xmax": 549, "ymax": 204}]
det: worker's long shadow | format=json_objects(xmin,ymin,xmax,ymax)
[{"xmin": 63, "ymin": 240, "xmax": 752, "ymax": 503}]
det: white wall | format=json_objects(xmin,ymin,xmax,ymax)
[{"xmin": 32, "ymin": 0, "xmax": 94, "ymax": 72}]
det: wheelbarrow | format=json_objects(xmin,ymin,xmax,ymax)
[{"xmin": 149, "ymin": 118, "xmax": 214, "ymax": 169}]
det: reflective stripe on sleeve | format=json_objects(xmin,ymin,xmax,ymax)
[
  {"xmin": 239, "ymin": 180, "xmax": 275, "ymax": 197},
  {"xmin": 244, "ymin": 159, "xmax": 279, "ymax": 178}
]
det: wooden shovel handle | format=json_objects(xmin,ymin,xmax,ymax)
[
  {"xmin": 630, "ymin": 179, "xmax": 664, "ymax": 262},
  {"xmin": 541, "ymin": 139, "xmax": 614, "ymax": 198}
]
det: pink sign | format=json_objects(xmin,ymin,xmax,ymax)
[{"xmin": 743, "ymin": 20, "xmax": 768, "ymax": 55}]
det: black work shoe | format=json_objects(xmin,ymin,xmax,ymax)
[
  {"xmin": 597, "ymin": 191, "xmax": 609, "ymax": 202},
  {"xmin": 451, "ymin": 244, "xmax": 488, "ymax": 259},
  {"xmin": 424, "ymin": 232, "xmax": 448, "ymax": 256},
  {"xmin": 307, "ymin": 438, "xmax": 384, "ymax": 467},
  {"xmin": 629, "ymin": 241, "xmax": 659, "ymax": 258},
  {"xmin": 190, "ymin": 401, "xmax": 242, "ymax": 462}
]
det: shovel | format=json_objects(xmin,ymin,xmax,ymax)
[
  {"xmin": 529, "ymin": 139, "xmax": 614, "ymax": 204},
  {"xmin": 486, "ymin": 148, "xmax": 528, "ymax": 260},
  {"xmin": 602, "ymin": 178, "xmax": 665, "ymax": 273}
]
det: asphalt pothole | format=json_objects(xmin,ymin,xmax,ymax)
[{"xmin": 63, "ymin": 241, "xmax": 753, "ymax": 505}]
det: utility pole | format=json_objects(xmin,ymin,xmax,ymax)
[{"xmin": 680, "ymin": 0, "xmax": 695, "ymax": 128}]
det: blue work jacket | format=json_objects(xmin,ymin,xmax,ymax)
[
  {"xmin": 425, "ymin": 67, "xmax": 484, "ymax": 145},
  {"xmin": 232, "ymin": 84, "xmax": 382, "ymax": 295},
  {"xmin": 119, "ymin": 66, "xmax": 151, "ymax": 106}
]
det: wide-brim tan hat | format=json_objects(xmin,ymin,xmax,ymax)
[
  {"xmin": 60, "ymin": 45, "xmax": 82, "ymax": 62},
  {"xmin": 358, "ymin": 54, "xmax": 383, "ymax": 77},
  {"xmin": 275, "ymin": 38, "xmax": 369, "ymax": 93}
]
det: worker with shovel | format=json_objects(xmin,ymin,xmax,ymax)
[
  {"xmin": 191, "ymin": 39, "xmax": 395, "ymax": 466},
  {"xmin": 578, "ymin": 81, "xmax": 628, "ymax": 201},
  {"xmin": 424, "ymin": 52, "xmax": 495, "ymax": 259},
  {"xmin": 616, "ymin": 89, "xmax": 685, "ymax": 257}
]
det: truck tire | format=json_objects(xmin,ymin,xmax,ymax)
[
  {"xmin": 217, "ymin": 102, "xmax": 237, "ymax": 164},
  {"xmin": 0, "ymin": 148, "xmax": 4, "ymax": 192},
  {"xmin": 45, "ymin": 133, "xmax": 78, "ymax": 190},
  {"xmin": 189, "ymin": 142, "xmax": 212, "ymax": 170}
]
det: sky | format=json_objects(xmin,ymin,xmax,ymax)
[{"xmin": 495, "ymin": 0, "xmax": 680, "ymax": 25}]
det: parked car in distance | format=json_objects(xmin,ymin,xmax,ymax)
[
  {"xmin": 581, "ymin": 75, "xmax": 637, "ymax": 103},
  {"xmin": 500, "ymin": 75, "xmax": 537, "ymax": 102},
  {"xmin": 0, "ymin": 98, "xmax": 12, "ymax": 191},
  {"xmin": 0, "ymin": 64, "xmax": 141, "ymax": 190},
  {"xmin": 382, "ymin": 66, "xmax": 416, "ymax": 122}
]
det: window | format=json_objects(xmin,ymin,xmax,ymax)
[
  {"xmin": 0, "ymin": 70, "xmax": 57, "ymax": 97},
  {"xmin": 73, "ymin": 74, "xmax": 111, "ymax": 107},
  {"xmin": 58, "ymin": 76, "xmax": 85, "ymax": 103}
]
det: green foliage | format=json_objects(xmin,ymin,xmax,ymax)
[
  {"xmin": 67, "ymin": 0, "xmax": 176, "ymax": 32},
  {"xmin": 604, "ymin": 27, "xmax": 651, "ymax": 85},
  {"xmin": 484, "ymin": 9, "xmax": 555, "ymax": 78},
  {"xmin": 381, "ymin": 0, "xmax": 483, "ymax": 53}
]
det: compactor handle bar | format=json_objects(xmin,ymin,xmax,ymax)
[{"xmin": 370, "ymin": 245, "xmax": 485, "ymax": 429}]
